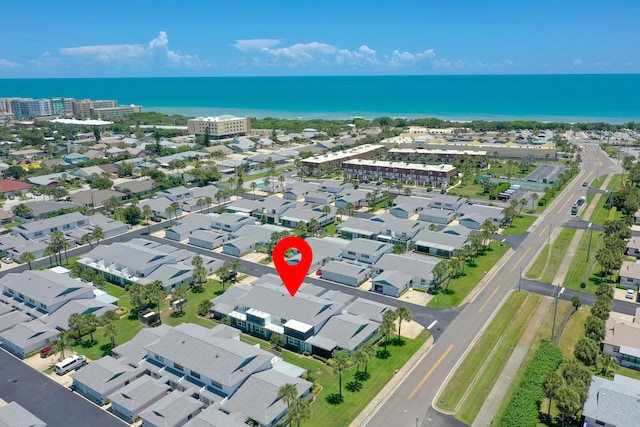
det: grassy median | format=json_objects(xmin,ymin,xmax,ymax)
[{"xmin": 436, "ymin": 291, "xmax": 528, "ymax": 412}]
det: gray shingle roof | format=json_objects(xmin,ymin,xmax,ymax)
[
  {"xmin": 183, "ymin": 407, "xmax": 247, "ymax": 427},
  {"xmin": 71, "ymin": 356, "xmax": 143, "ymax": 394},
  {"xmin": 344, "ymin": 298, "xmax": 392, "ymax": 323},
  {"xmin": 308, "ymin": 313, "xmax": 379, "ymax": 352},
  {"xmin": 107, "ymin": 375, "xmax": 171, "ymax": 414},
  {"xmin": 112, "ymin": 325, "xmax": 172, "ymax": 366},
  {"xmin": 0, "ymin": 270, "xmax": 94, "ymax": 308},
  {"xmin": 372, "ymin": 270, "xmax": 412, "ymax": 289},
  {"xmin": 413, "ymin": 230, "xmax": 467, "ymax": 251},
  {"xmin": 344, "ymin": 238, "xmax": 393, "ymax": 255},
  {"xmin": 139, "ymin": 390, "xmax": 204, "ymax": 427},
  {"xmin": 13, "ymin": 211, "xmax": 88, "ymax": 235},
  {"xmin": 322, "ymin": 260, "xmax": 369, "ymax": 277},
  {"xmin": 0, "ymin": 401, "xmax": 46, "ymax": 427},
  {"xmin": 583, "ymin": 375, "xmax": 640, "ymax": 427},
  {"xmin": 144, "ymin": 326, "xmax": 273, "ymax": 389}
]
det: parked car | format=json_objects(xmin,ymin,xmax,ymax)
[
  {"xmin": 1, "ymin": 257, "xmax": 13, "ymax": 264},
  {"xmin": 426, "ymin": 187, "xmax": 433, "ymax": 192},
  {"xmin": 316, "ymin": 269, "xmax": 322, "ymax": 276},
  {"xmin": 7, "ymin": 194, "xmax": 14, "ymax": 200},
  {"xmin": 582, "ymin": 181, "xmax": 589, "ymax": 187},
  {"xmin": 440, "ymin": 189, "xmax": 447, "ymax": 194},
  {"xmin": 40, "ymin": 345, "xmax": 53, "ymax": 358},
  {"xmin": 376, "ymin": 181, "xmax": 382, "ymax": 186},
  {"xmin": 32, "ymin": 190, "xmax": 41, "ymax": 196},
  {"xmin": 626, "ymin": 289, "xmax": 636, "ymax": 300}
]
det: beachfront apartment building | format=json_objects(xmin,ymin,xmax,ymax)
[
  {"xmin": 342, "ymin": 159, "xmax": 458, "ymax": 187},
  {"xmin": 92, "ymin": 105, "xmax": 142, "ymax": 119},
  {"xmin": 10, "ymin": 98, "xmax": 54, "ymax": 119},
  {"xmin": 187, "ymin": 115, "xmax": 251, "ymax": 139},
  {"xmin": 301, "ymin": 144, "xmax": 385, "ymax": 176},
  {"xmin": 387, "ymin": 148, "xmax": 487, "ymax": 167}
]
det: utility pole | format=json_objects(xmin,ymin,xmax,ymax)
[
  {"xmin": 519, "ymin": 266, "xmax": 522, "ymax": 292},
  {"xmin": 586, "ymin": 222, "xmax": 594, "ymax": 262},
  {"xmin": 551, "ymin": 284, "xmax": 560, "ymax": 344}
]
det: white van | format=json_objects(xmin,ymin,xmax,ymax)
[{"xmin": 55, "ymin": 354, "xmax": 87, "ymax": 375}]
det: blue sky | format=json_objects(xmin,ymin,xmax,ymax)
[{"xmin": 1, "ymin": 0, "xmax": 638, "ymax": 78}]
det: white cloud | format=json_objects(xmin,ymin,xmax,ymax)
[
  {"xmin": 260, "ymin": 41, "xmax": 337, "ymax": 62},
  {"xmin": 0, "ymin": 59, "xmax": 19, "ymax": 68},
  {"xmin": 386, "ymin": 48, "xmax": 436, "ymax": 68},
  {"xmin": 232, "ymin": 39, "xmax": 282, "ymax": 51},
  {"xmin": 336, "ymin": 45, "xmax": 380, "ymax": 66},
  {"xmin": 572, "ymin": 58, "xmax": 583, "ymax": 66},
  {"xmin": 59, "ymin": 31, "xmax": 211, "ymax": 69}
]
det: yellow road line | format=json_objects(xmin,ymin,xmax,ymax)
[
  {"xmin": 538, "ymin": 224, "xmax": 549, "ymax": 238},
  {"xmin": 557, "ymin": 196, "xmax": 573, "ymax": 215},
  {"xmin": 510, "ymin": 247, "xmax": 531, "ymax": 272},
  {"xmin": 478, "ymin": 286, "xmax": 500, "ymax": 313},
  {"xmin": 408, "ymin": 344, "xmax": 454, "ymax": 400}
]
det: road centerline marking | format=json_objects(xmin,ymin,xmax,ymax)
[
  {"xmin": 408, "ymin": 344, "xmax": 453, "ymax": 400},
  {"xmin": 478, "ymin": 286, "xmax": 500, "ymax": 313},
  {"xmin": 510, "ymin": 247, "xmax": 531, "ymax": 272},
  {"xmin": 538, "ymin": 225, "xmax": 549, "ymax": 238}
]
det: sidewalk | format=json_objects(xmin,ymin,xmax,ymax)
[{"xmin": 472, "ymin": 296, "xmax": 553, "ymax": 427}]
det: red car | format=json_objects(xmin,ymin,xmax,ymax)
[
  {"xmin": 316, "ymin": 269, "xmax": 322, "ymax": 276},
  {"xmin": 40, "ymin": 345, "xmax": 53, "ymax": 358}
]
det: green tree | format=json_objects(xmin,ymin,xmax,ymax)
[
  {"xmin": 571, "ymin": 295, "xmax": 581, "ymax": 312},
  {"xmin": 102, "ymin": 319, "xmax": 119, "ymax": 350},
  {"xmin": 270, "ymin": 334, "xmax": 284, "ymax": 352},
  {"xmin": 541, "ymin": 371, "xmax": 563, "ymax": 416},
  {"xmin": 278, "ymin": 383, "xmax": 298, "ymax": 417},
  {"xmin": 396, "ymin": 306, "xmax": 411, "ymax": 340},
  {"xmin": 574, "ymin": 337, "xmax": 599, "ymax": 365},
  {"xmin": 360, "ymin": 342, "xmax": 375, "ymax": 374},
  {"xmin": 215, "ymin": 266, "xmax": 231, "ymax": 290},
  {"xmin": 556, "ymin": 386, "xmax": 581, "ymax": 427},
  {"xmin": 289, "ymin": 398, "xmax": 311, "ymax": 427},
  {"xmin": 142, "ymin": 204, "xmax": 153, "ymax": 234},
  {"xmin": 591, "ymin": 299, "xmax": 611, "ymax": 321},
  {"xmin": 380, "ymin": 310, "xmax": 397, "ymax": 355},
  {"xmin": 145, "ymin": 281, "xmax": 167, "ymax": 321},
  {"xmin": 392, "ymin": 243, "xmax": 406, "ymax": 254},
  {"xmin": 172, "ymin": 284, "xmax": 188, "ymax": 314},
  {"xmin": 92, "ymin": 226, "xmax": 104, "ymax": 245},
  {"xmin": 197, "ymin": 300, "xmax": 213, "ymax": 317},
  {"xmin": 331, "ymin": 349, "xmax": 351, "ymax": 399},
  {"xmin": 595, "ymin": 284, "xmax": 614, "ymax": 300},
  {"xmin": 350, "ymin": 346, "xmax": 369, "ymax": 385},
  {"xmin": 53, "ymin": 331, "xmax": 72, "ymax": 361},
  {"xmin": 432, "ymin": 260, "xmax": 449, "ymax": 288},
  {"xmin": 68, "ymin": 312, "xmax": 85, "ymax": 341},
  {"xmin": 585, "ymin": 315, "xmax": 606, "ymax": 342},
  {"xmin": 128, "ymin": 283, "xmax": 146, "ymax": 311},
  {"xmin": 83, "ymin": 313, "xmax": 99, "ymax": 342},
  {"xmin": 19, "ymin": 252, "xmax": 35, "ymax": 270},
  {"xmin": 103, "ymin": 196, "xmax": 119, "ymax": 213},
  {"xmin": 597, "ymin": 353, "xmax": 618, "ymax": 376},
  {"xmin": 191, "ymin": 255, "xmax": 208, "ymax": 289},
  {"xmin": 530, "ymin": 192, "xmax": 539, "ymax": 211},
  {"xmin": 13, "ymin": 203, "xmax": 33, "ymax": 218},
  {"xmin": 123, "ymin": 205, "xmax": 142, "ymax": 225},
  {"xmin": 93, "ymin": 126, "xmax": 101, "ymax": 142}
]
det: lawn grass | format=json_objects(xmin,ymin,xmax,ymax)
[
  {"xmin": 427, "ymin": 243, "xmax": 510, "ymax": 309},
  {"xmin": 540, "ymin": 228, "xmax": 576, "ymax": 284},
  {"xmin": 161, "ymin": 278, "xmax": 226, "ymax": 328},
  {"xmin": 562, "ymin": 230, "xmax": 603, "ymax": 293},
  {"xmin": 436, "ymin": 291, "xmax": 528, "ymax": 412},
  {"xmin": 456, "ymin": 293, "xmax": 543, "ymax": 425},
  {"xmin": 2, "ymin": 220, "xmax": 22, "ymax": 230},
  {"xmin": 243, "ymin": 331, "xmax": 430, "ymax": 427},
  {"xmin": 526, "ymin": 244, "xmax": 549, "ymax": 279},
  {"xmin": 590, "ymin": 175, "xmax": 607, "ymax": 189},
  {"xmin": 447, "ymin": 182, "xmax": 489, "ymax": 200},
  {"xmin": 502, "ymin": 214, "xmax": 537, "ymax": 235},
  {"xmin": 558, "ymin": 304, "xmax": 589, "ymax": 359},
  {"xmin": 492, "ymin": 299, "xmax": 569, "ymax": 426},
  {"xmin": 324, "ymin": 222, "xmax": 337, "ymax": 236}
]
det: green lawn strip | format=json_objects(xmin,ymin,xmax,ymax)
[
  {"xmin": 2, "ymin": 221, "xmax": 22, "ymax": 230},
  {"xmin": 243, "ymin": 332, "xmax": 429, "ymax": 427},
  {"xmin": 606, "ymin": 173, "xmax": 623, "ymax": 190},
  {"xmin": 526, "ymin": 244, "xmax": 549, "ymax": 279},
  {"xmin": 615, "ymin": 366, "xmax": 640, "ymax": 381},
  {"xmin": 562, "ymin": 231, "xmax": 602, "ymax": 293},
  {"xmin": 447, "ymin": 183, "xmax": 490, "ymax": 200},
  {"xmin": 324, "ymin": 223, "xmax": 337, "ymax": 236},
  {"xmin": 590, "ymin": 175, "xmax": 607, "ymax": 189},
  {"xmin": 436, "ymin": 291, "xmax": 527, "ymax": 412},
  {"xmin": 589, "ymin": 194, "xmax": 612, "ymax": 225},
  {"xmin": 540, "ymin": 228, "xmax": 576, "ymax": 284},
  {"xmin": 456, "ymin": 293, "xmax": 543, "ymax": 425},
  {"xmin": 241, "ymin": 166, "xmax": 290, "ymax": 182},
  {"xmin": 427, "ymin": 243, "xmax": 510, "ymax": 309},
  {"xmin": 502, "ymin": 214, "xmax": 537, "ymax": 235},
  {"xmin": 162, "ymin": 279, "xmax": 226, "ymax": 328},
  {"xmin": 558, "ymin": 305, "xmax": 589, "ymax": 359}
]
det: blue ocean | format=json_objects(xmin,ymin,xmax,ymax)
[{"xmin": 0, "ymin": 75, "xmax": 639, "ymax": 123}]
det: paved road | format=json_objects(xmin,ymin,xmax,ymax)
[
  {"xmin": 364, "ymin": 140, "xmax": 623, "ymax": 427},
  {"xmin": 0, "ymin": 350, "xmax": 127, "ymax": 426}
]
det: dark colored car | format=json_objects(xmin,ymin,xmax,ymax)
[
  {"xmin": 582, "ymin": 181, "xmax": 588, "ymax": 187},
  {"xmin": 440, "ymin": 189, "xmax": 447, "ymax": 194},
  {"xmin": 426, "ymin": 187, "xmax": 433, "ymax": 192}
]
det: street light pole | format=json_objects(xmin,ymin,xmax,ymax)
[
  {"xmin": 519, "ymin": 266, "xmax": 522, "ymax": 291},
  {"xmin": 551, "ymin": 284, "xmax": 559, "ymax": 343},
  {"xmin": 586, "ymin": 222, "xmax": 594, "ymax": 262}
]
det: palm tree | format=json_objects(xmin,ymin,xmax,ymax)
[
  {"xmin": 332, "ymin": 349, "xmax": 351, "ymax": 399},
  {"xmin": 335, "ymin": 207, "xmax": 345, "ymax": 221},
  {"xmin": 322, "ymin": 205, "xmax": 332, "ymax": 220},
  {"xmin": 396, "ymin": 307, "xmax": 412, "ymax": 340},
  {"xmin": 68, "ymin": 312, "xmax": 85, "ymax": 341},
  {"xmin": 53, "ymin": 331, "xmax": 72, "ymax": 361},
  {"xmin": 360, "ymin": 342, "xmax": 376, "ymax": 374},
  {"xmin": 102, "ymin": 319, "xmax": 119, "ymax": 351},
  {"xmin": 480, "ymin": 220, "xmax": 496, "ymax": 248},
  {"xmin": 278, "ymin": 174, "xmax": 285, "ymax": 193},
  {"xmin": 142, "ymin": 204, "xmax": 153, "ymax": 234},
  {"xmin": 541, "ymin": 371, "xmax": 563, "ymax": 416},
  {"xmin": 250, "ymin": 181, "xmax": 257, "ymax": 198},
  {"xmin": 278, "ymin": 383, "xmax": 298, "ymax": 423},
  {"xmin": 381, "ymin": 310, "xmax": 397, "ymax": 354},
  {"xmin": 203, "ymin": 196, "xmax": 212, "ymax": 214},
  {"xmin": 345, "ymin": 202, "xmax": 355, "ymax": 217},
  {"xmin": 446, "ymin": 258, "xmax": 462, "ymax": 289},
  {"xmin": 19, "ymin": 252, "xmax": 35, "ymax": 270},
  {"xmin": 530, "ymin": 192, "xmax": 539, "ymax": 212},
  {"xmin": 289, "ymin": 398, "xmax": 311, "ymax": 427},
  {"xmin": 146, "ymin": 280, "xmax": 167, "ymax": 321},
  {"xmin": 84, "ymin": 313, "xmax": 99, "ymax": 342},
  {"xmin": 196, "ymin": 198, "xmax": 206, "ymax": 213},
  {"xmin": 227, "ymin": 259, "xmax": 241, "ymax": 283},
  {"xmin": 432, "ymin": 260, "xmax": 449, "ymax": 288},
  {"xmin": 350, "ymin": 347, "xmax": 368, "ymax": 385},
  {"xmin": 92, "ymin": 226, "xmax": 104, "ymax": 246}
]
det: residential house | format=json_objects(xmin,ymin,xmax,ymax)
[
  {"xmin": 138, "ymin": 197, "xmax": 182, "ymax": 220},
  {"xmin": 390, "ymin": 195, "xmax": 430, "ymax": 219},
  {"xmin": 418, "ymin": 207, "xmax": 456, "ymax": 224},
  {"xmin": 210, "ymin": 212, "xmax": 256, "ymax": 233},
  {"xmin": 341, "ymin": 238, "xmax": 394, "ymax": 264},
  {"xmin": 113, "ymin": 179, "xmax": 154, "ymax": 197},
  {"xmin": 582, "ymin": 375, "xmax": 640, "ymax": 427},
  {"xmin": 0, "ymin": 321, "xmax": 58, "ymax": 359},
  {"xmin": 293, "ymin": 236, "xmax": 349, "ymax": 272},
  {"xmin": 428, "ymin": 194, "xmax": 465, "ymax": 211},
  {"xmin": 12, "ymin": 212, "xmax": 89, "ymax": 239},
  {"xmin": 63, "ymin": 152, "xmax": 88, "ymax": 164},
  {"xmin": 619, "ymin": 261, "xmax": 640, "ymax": 290},
  {"xmin": 373, "ymin": 253, "xmax": 439, "ymax": 291},
  {"xmin": 72, "ymin": 356, "xmax": 146, "ymax": 405},
  {"xmin": 164, "ymin": 214, "xmax": 215, "ymax": 241},
  {"xmin": 343, "ymin": 298, "xmax": 392, "ymax": 323},
  {"xmin": 319, "ymin": 180, "xmax": 353, "ymax": 194},
  {"xmin": 304, "ymin": 191, "xmax": 334, "ymax": 205},
  {"xmin": 70, "ymin": 189, "xmax": 126, "ymax": 209},
  {"xmin": 602, "ymin": 314, "xmax": 640, "ymax": 369},
  {"xmin": 161, "ymin": 186, "xmax": 194, "ymax": 202},
  {"xmin": 627, "ymin": 236, "xmax": 640, "ymax": 258},
  {"xmin": 371, "ymin": 270, "xmax": 413, "ymax": 297},
  {"xmin": 283, "ymin": 182, "xmax": 319, "ymax": 201},
  {"xmin": 369, "ymin": 213, "xmax": 426, "ymax": 247},
  {"xmin": 306, "ymin": 313, "xmax": 379, "ymax": 358},
  {"xmin": 188, "ymin": 229, "xmax": 231, "ymax": 250},
  {"xmin": 456, "ymin": 203, "xmax": 505, "ymax": 227},
  {"xmin": 108, "ymin": 376, "xmax": 171, "ymax": 424},
  {"xmin": 19, "ymin": 200, "xmax": 80, "ymax": 219},
  {"xmin": 413, "ymin": 229, "xmax": 467, "ymax": 258},
  {"xmin": 0, "ymin": 179, "xmax": 33, "ymax": 195},
  {"xmin": 320, "ymin": 260, "xmax": 370, "ymax": 287},
  {"xmin": 139, "ymin": 390, "xmax": 204, "ymax": 427},
  {"xmin": 222, "ymin": 236, "xmax": 259, "ymax": 257},
  {"xmin": 279, "ymin": 207, "xmax": 335, "ymax": 228},
  {"xmin": 338, "ymin": 218, "xmax": 383, "ymax": 240},
  {"xmin": 220, "ymin": 370, "xmax": 312, "ymax": 427},
  {"xmin": 0, "ymin": 209, "xmax": 11, "ymax": 224},
  {"xmin": 0, "ymin": 402, "xmax": 46, "ymax": 427},
  {"xmin": 334, "ymin": 189, "xmax": 370, "ymax": 210}
]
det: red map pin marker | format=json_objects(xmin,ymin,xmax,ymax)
[{"xmin": 273, "ymin": 236, "xmax": 313, "ymax": 297}]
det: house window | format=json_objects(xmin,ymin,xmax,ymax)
[
  {"xmin": 347, "ymin": 251, "xmax": 356, "ymax": 256},
  {"xmin": 155, "ymin": 355, "xmax": 164, "ymax": 363},
  {"xmin": 191, "ymin": 371, "xmax": 200, "ymax": 379},
  {"xmin": 613, "ymin": 346, "xmax": 620, "ymax": 353},
  {"xmin": 595, "ymin": 421, "xmax": 605, "ymax": 426},
  {"xmin": 362, "ymin": 254, "xmax": 370, "ymax": 259},
  {"xmin": 174, "ymin": 363, "xmax": 183, "ymax": 371}
]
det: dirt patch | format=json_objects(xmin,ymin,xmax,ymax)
[
  {"xmin": 359, "ymin": 279, "xmax": 372, "ymax": 291},
  {"xmin": 395, "ymin": 319, "xmax": 424, "ymax": 339}
]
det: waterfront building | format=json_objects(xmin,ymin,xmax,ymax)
[
  {"xmin": 342, "ymin": 159, "xmax": 457, "ymax": 186},
  {"xmin": 187, "ymin": 115, "xmax": 251, "ymax": 139},
  {"xmin": 300, "ymin": 144, "xmax": 384, "ymax": 176}
]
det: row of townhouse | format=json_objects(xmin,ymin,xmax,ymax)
[
  {"xmin": 72, "ymin": 323, "xmax": 312, "ymax": 427},
  {"xmin": 0, "ymin": 269, "xmax": 118, "ymax": 358},
  {"xmin": 211, "ymin": 273, "xmax": 390, "ymax": 358},
  {"xmin": 77, "ymin": 238, "xmax": 224, "ymax": 292}
]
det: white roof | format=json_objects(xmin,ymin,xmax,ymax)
[{"xmin": 50, "ymin": 118, "xmax": 113, "ymax": 125}]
